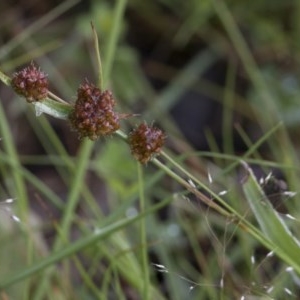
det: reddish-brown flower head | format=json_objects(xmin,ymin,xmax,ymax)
[
  {"xmin": 11, "ymin": 62, "xmax": 48, "ymax": 102},
  {"xmin": 69, "ymin": 81, "xmax": 120, "ymax": 140},
  {"xmin": 128, "ymin": 122, "xmax": 166, "ymax": 164}
]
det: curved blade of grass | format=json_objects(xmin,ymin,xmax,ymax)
[
  {"xmin": 0, "ymin": 101, "xmax": 28, "ymax": 214},
  {"xmin": 103, "ymin": 0, "xmax": 127, "ymax": 88},
  {"xmin": 242, "ymin": 162, "xmax": 300, "ymax": 273}
]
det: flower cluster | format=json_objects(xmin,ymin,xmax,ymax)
[
  {"xmin": 128, "ymin": 122, "xmax": 166, "ymax": 164},
  {"xmin": 69, "ymin": 81, "xmax": 120, "ymax": 140},
  {"xmin": 11, "ymin": 62, "xmax": 48, "ymax": 103},
  {"xmin": 10, "ymin": 63, "xmax": 166, "ymax": 163}
]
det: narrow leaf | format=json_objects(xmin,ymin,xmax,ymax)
[{"xmin": 242, "ymin": 162, "xmax": 300, "ymax": 271}]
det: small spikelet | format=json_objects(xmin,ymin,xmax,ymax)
[
  {"xmin": 128, "ymin": 122, "xmax": 166, "ymax": 164},
  {"xmin": 69, "ymin": 81, "xmax": 120, "ymax": 140},
  {"xmin": 11, "ymin": 62, "xmax": 48, "ymax": 102},
  {"xmin": 98, "ymin": 90, "xmax": 116, "ymax": 110}
]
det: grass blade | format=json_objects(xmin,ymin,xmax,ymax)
[{"xmin": 242, "ymin": 162, "xmax": 300, "ymax": 274}]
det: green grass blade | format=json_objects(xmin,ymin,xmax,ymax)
[
  {"xmin": 0, "ymin": 101, "xmax": 28, "ymax": 214},
  {"xmin": 137, "ymin": 163, "xmax": 150, "ymax": 300},
  {"xmin": 103, "ymin": 0, "xmax": 127, "ymax": 88},
  {"xmin": 242, "ymin": 163, "xmax": 300, "ymax": 274}
]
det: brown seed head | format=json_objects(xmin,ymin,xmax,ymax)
[
  {"xmin": 69, "ymin": 81, "xmax": 120, "ymax": 140},
  {"xmin": 11, "ymin": 62, "xmax": 48, "ymax": 102},
  {"xmin": 128, "ymin": 122, "xmax": 166, "ymax": 164}
]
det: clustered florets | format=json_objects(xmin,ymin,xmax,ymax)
[
  {"xmin": 11, "ymin": 62, "xmax": 48, "ymax": 102},
  {"xmin": 128, "ymin": 122, "xmax": 166, "ymax": 164},
  {"xmin": 69, "ymin": 81, "xmax": 120, "ymax": 140},
  {"xmin": 11, "ymin": 63, "xmax": 166, "ymax": 163}
]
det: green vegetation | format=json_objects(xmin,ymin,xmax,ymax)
[{"xmin": 0, "ymin": 0, "xmax": 300, "ymax": 299}]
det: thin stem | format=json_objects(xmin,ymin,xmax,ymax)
[
  {"xmin": 54, "ymin": 139, "xmax": 93, "ymax": 249},
  {"xmin": 152, "ymin": 156, "xmax": 231, "ymax": 218},
  {"xmin": 0, "ymin": 69, "xmax": 11, "ymax": 86},
  {"xmin": 103, "ymin": 0, "xmax": 127, "ymax": 87},
  {"xmin": 115, "ymin": 129, "xmax": 128, "ymax": 140},
  {"xmin": 47, "ymin": 91, "xmax": 70, "ymax": 104},
  {"xmin": 160, "ymin": 151, "xmax": 238, "ymax": 215},
  {"xmin": 0, "ymin": 102, "xmax": 28, "ymax": 216},
  {"xmin": 91, "ymin": 22, "xmax": 104, "ymax": 90},
  {"xmin": 137, "ymin": 163, "xmax": 150, "ymax": 300}
]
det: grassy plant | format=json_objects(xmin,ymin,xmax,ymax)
[{"xmin": 0, "ymin": 0, "xmax": 300, "ymax": 299}]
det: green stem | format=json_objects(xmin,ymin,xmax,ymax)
[
  {"xmin": 91, "ymin": 22, "xmax": 104, "ymax": 90},
  {"xmin": 103, "ymin": 0, "xmax": 127, "ymax": 87},
  {"xmin": 0, "ymin": 101, "xmax": 28, "ymax": 216},
  {"xmin": 211, "ymin": 0, "xmax": 278, "ymax": 122},
  {"xmin": 47, "ymin": 91, "xmax": 69, "ymax": 104},
  {"xmin": 0, "ymin": 69, "xmax": 11, "ymax": 85},
  {"xmin": 137, "ymin": 163, "xmax": 150, "ymax": 300},
  {"xmin": 156, "ymin": 152, "xmax": 233, "ymax": 217},
  {"xmin": 54, "ymin": 139, "xmax": 93, "ymax": 248}
]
